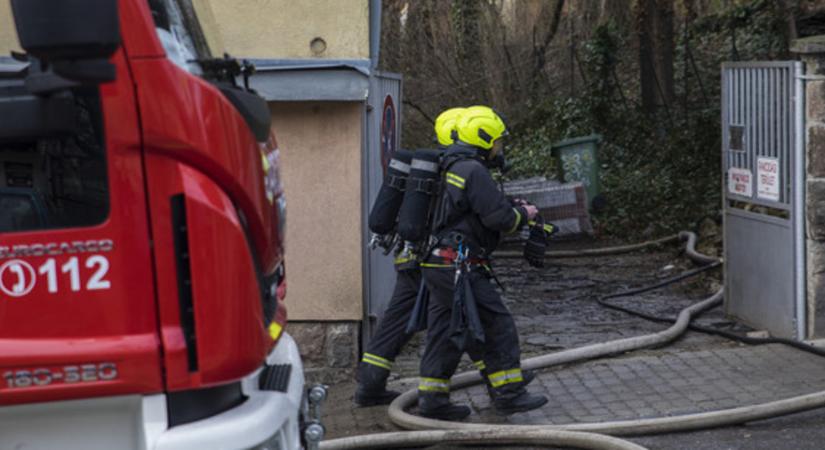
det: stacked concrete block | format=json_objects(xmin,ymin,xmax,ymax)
[{"xmin": 503, "ymin": 177, "xmax": 593, "ymax": 236}]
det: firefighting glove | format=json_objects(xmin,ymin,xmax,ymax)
[{"xmin": 524, "ymin": 215, "xmax": 547, "ymax": 268}]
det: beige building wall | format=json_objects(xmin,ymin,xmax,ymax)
[
  {"xmin": 270, "ymin": 102, "xmax": 363, "ymax": 321},
  {"xmin": 0, "ymin": 2, "xmax": 20, "ymax": 53},
  {"xmin": 193, "ymin": 0, "xmax": 369, "ymax": 59}
]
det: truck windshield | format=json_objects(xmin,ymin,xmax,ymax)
[
  {"xmin": 0, "ymin": 86, "xmax": 108, "ymax": 233},
  {"xmin": 148, "ymin": 0, "xmax": 208, "ymax": 75}
]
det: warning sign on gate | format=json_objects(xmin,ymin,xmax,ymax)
[
  {"xmin": 757, "ymin": 157, "xmax": 780, "ymax": 202},
  {"xmin": 728, "ymin": 167, "xmax": 753, "ymax": 197}
]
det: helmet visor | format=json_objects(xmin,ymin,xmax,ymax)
[{"xmin": 491, "ymin": 138, "xmax": 503, "ymax": 156}]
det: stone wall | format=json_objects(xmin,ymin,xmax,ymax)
[
  {"xmin": 793, "ymin": 36, "xmax": 825, "ymax": 338},
  {"xmin": 287, "ymin": 321, "xmax": 360, "ymax": 384}
]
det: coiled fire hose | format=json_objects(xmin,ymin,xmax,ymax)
[{"xmin": 320, "ymin": 232, "xmax": 825, "ymax": 450}]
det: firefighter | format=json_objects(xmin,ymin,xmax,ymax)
[
  {"xmin": 417, "ymin": 105, "xmax": 548, "ymax": 420},
  {"xmin": 354, "ymin": 107, "xmax": 532, "ymax": 406}
]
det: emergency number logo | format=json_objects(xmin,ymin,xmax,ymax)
[
  {"xmin": 0, "ymin": 259, "xmax": 36, "ymax": 297},
  {"xmin": 380, "ymin": 95, "xmax": 397, "ymax": 175}
]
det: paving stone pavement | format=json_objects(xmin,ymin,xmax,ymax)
[
  {"xmin": 324, "ymin": 343, "xmax": 825, "ymax": 449},
  {"xmin": 446, "ymin": 343, "xmax": 825, "ymax": 425},
  {"xmin": 321, "ymin": 248, "xmax": 825, "ymax": 449}
]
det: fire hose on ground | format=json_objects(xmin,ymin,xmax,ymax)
[
  {"xmin": 320, "ymin": 232, "xmax": 825, "ymax": 450},
  {"xmin": 494, "ymin": 234, "xmax": 681, "ymax": 260}
]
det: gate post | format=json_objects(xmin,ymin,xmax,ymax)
[{"xmin": 793, "ymin": 36, "xmax": 825, "ymax": 338}]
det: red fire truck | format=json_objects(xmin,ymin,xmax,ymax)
[{"xmin": 0, "ymin": 1, "xmax": 323, "ymax": 448}]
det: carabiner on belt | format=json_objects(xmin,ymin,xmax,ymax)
[{"xmin": 454, "ymin": 242, "xmax": 470, "ymax": 284}]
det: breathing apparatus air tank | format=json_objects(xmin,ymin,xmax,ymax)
[
  {"xmin": 397, "ymin": 149, "xmax": 442, "ymax": 244},
  {"xmin": 368, "ymin": 149, "xmax": 414, "ymax": 236}
]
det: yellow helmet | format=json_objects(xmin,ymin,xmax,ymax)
[
  {"xmin": 455, "ymin": 105, "xmax": 507, "ymax": 150},
  {"xmin": 434, "ymin": 107, "xmax": 465, "ymax": 147}
]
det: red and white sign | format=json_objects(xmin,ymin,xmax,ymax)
[
  {"xmin": 757, "ymin": 157, "xmax": 780, "ymax": 202},
  {"xmin": 728, "ymin": 167, "xmax": 753, "ymax": 197}
]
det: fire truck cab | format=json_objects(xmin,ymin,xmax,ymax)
[{"xmin": 0, "ymin": 1, "xmax": 321, "ymax": 449}]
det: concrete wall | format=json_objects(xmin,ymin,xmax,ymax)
[
  {"xmin": 192, "ymin": 0, "xmax": 369, "ymax": 59},
  {"xmin": 189, "ymin": 1, "xmax": 372, "ymax": 324},
  {"xmin": 270, "ymin": 102, "xmax": 363, "ymax": 321}
]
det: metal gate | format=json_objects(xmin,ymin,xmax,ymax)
[
  {"xmin": 722, "ymin": 61, "xmax": 805, "ymax": 339},
  {"xmin": 362, "ymin": 71, "xmax": 402, "ymax": 341}
]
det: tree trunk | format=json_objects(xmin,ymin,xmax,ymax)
[
  {"xmin": 780, "ymin": 0, "xmax": 799, "ymax": 56},
  {"xmin": 380, "ymin": 0, "xmax": 405, "ymax": 72},
  {"xmin": 637, "ymin": 0, "xmax": 674, "ymax": 116},
  {"xmin": 451, "ymin": 0, "xmax": 485, "ymax": 100},
  {"xmin": 531, "ymin": 0, "xmax": 565, "ymax": 92},
  {"xmin": 599, "ymin": 0, "xmax": 632, "ymax": 28},
  {"xmin": 638, "ymin": 0, "xmax": 657, "ymax": 114},
  {"xmin": 654, "ymin": 0, "xmax": 675, "ymax": 108}
]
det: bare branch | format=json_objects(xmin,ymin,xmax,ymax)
[{"xmin": 403, "ymin": 99, "xmax": 435, "ymax": 125}]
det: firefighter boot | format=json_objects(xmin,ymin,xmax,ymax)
[
  {"xmin": 483, "ymin": 369, "xmax": 536, "ymax": 400},
  {"xmin": 354, "ymin": 362, "xmax": 400, "ymax": 407},
  {"xmin": 418, "ymin": 392, "xmax": 472, "ymax": 421},
  {"xmin": 492, "ymin": 383, "xmax": 548, "ymax": 415},
  {"xmin": 523, "ymin": 369, "xmax": 536, "ymax": 386}
]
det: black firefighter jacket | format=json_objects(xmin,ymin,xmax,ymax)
[{"xmin": 431, "ymin": 143, "xmax": 529, "ymax": 257}]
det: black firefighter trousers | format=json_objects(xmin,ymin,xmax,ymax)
[
  {"xmin": 358, "ymin": 268, "xmax": 488, "ymax": 389},
  {"xmin": 418, "ymin": 266, "xmax": 524, "ymax": 399}
]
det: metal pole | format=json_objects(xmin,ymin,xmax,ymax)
[
  {"xmin": 361, "ymin": 98, "xmax": 373, "ymax": 349},
  {"xmin": 721, "ymin": 66, "xmax": 729, "ymax": 312},
  {"xmin": 369, "ymin": 0, "xmax": 381, "ymax": 70},
  {"xmin": 794, "ymin": 62, "xmax": 807, "ymax": 340}
]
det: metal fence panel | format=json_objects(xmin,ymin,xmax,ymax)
[{"xmin": 722, "ymin": 61, "xmax": 805, "ymax": 339}]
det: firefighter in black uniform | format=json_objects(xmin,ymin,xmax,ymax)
[
  {"xmin": 354, "ymin": 108, "xmax": 535, "ymax": 406},
  {"xmin": 417, "ymin": 105, "xmax": 548, "ymax": 420},
  {"xmin": 353, "ymin": 252, "xmax": 423, "ymax": 406}
]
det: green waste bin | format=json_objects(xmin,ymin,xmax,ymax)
[{"xmin": 552, "ymin": 134, "xmax": 603, "ymax": 211}]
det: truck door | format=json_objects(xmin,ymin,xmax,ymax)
[{"xmin": 0, "ymin": 49, "xmax": 163, "ymax": 405}]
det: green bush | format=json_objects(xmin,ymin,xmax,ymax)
[
  {"xmin": 505, "ymin": 0, "xmax": 788, "ymax": 241},
  {"xmin": 506, "ymin": 23, "xmax": 723, "ymax": 240},
  {"xmin": 506, "ymin": 97, "xmax": 720, "ymax": 239}
]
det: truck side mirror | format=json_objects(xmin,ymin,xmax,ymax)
[{"xmin": 11, "ymin": 0, "xmax": 121, "ymax": 84}]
